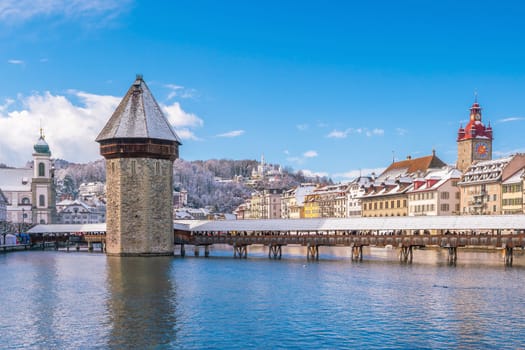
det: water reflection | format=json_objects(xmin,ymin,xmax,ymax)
[{"xmin": 106, "ymin": 256, "xmax": 177, "ymax": 348}]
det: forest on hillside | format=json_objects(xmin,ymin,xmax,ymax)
[{"xmin": 52, "ymin": 158, "xmax": 330, "ymax": 213}]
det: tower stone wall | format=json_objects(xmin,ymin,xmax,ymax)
[{"xmin": 105, "ymin": 157, "xmax": 174, "ymax": 255}]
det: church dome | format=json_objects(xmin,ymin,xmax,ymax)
[{"xmin": 34, "ymin": 135, "xmax": 51, "ymax": 155}]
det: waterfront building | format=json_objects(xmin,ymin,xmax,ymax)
[
  {"xmin": 281, "ymin": 183, "xmax": 317, "ymax": 219},
  {"xmin": 458, "ymin": 154, "xmax": 525, "ymax": 215},
  {"xmin": 96, "ymin": 75, "xmax": 181, "ymax": 256},
  {"xmin": 501, "ymin": 169, "xmax": 524, "ymax": 215},
  {"xmin": 303, "ymin": 192, "xmax": 320, "ymax": 218},
  {"xmin": 302, "ymin": 183, "xmax": 348, "ymax": 218},
  {"xmin": 0, "ymin": 131, "xmax": 56, "ymax": 225},
  {"xmin": 346, "ymin": 176, "xmax": 372, "ymax": 217},
  {"xmin": 233, "ymin": 200, "xmax": 252, "ymax": 220},
  {"xmin": 407, "ymin": 167, "xmax": 461, "ymax": 216},
  {"xmin": 361, "ymin": 152, "xmax": 447, "ymax": 217},
  {"xmin": 456, "ymin": 99, "xmax": 493, "ymax": 172},
  {"xmin": 249, "ymin": 189, "xmax": 283, "ymax": 219},
  {"xmin": 55, "ymin": 199, "xmax": 105, "ymax": 224},
  {"xmin": 0, "ymin": 188, "xmax": 7, "ymax": 222}
]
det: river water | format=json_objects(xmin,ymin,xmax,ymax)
[{"xmin": 0, "ymin": 246, "xmax": 524, "ymax": 349}]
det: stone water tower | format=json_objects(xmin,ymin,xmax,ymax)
[{"xmin": 96, "ymin": 75, "xmax": 181, "ymax": 256}]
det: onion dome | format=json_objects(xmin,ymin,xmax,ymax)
[{"xmin": 33, "ymin": 130, "xmax": 51, "ymax": 155}]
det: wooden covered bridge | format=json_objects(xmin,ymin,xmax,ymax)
[{"xmin": 27, "ymin": 215, "xmax": 525, "ymax": 266}]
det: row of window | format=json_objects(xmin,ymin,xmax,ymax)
[
  {"xmin": 363, "ymin": 199, "xmax": 407, "ymax": 211},
  {"xmin": 502, "ymin": 198, "xmax": 523, "ymax": 206},
  {"xmin": 502, "ymin": 184, "xmax": 523, "ymax": 193}
]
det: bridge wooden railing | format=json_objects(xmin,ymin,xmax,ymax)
[{"xmin": 174, "ymin": 232, "xmax": 525, "ymax": 249}]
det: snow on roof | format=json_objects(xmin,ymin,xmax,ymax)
[
  {"xmin": 0, "ymin": 168, "xmax": 33, "ymax": 191},
  {"xmin": 27, "ymin": 215, "xmax": 525, "ymax": 234},
  {"xmin": 502, "ymin": 168, "xmax": 524, "ymax": 185},
  {"xmin": 96, "ymin": 76, "xmax": 181, "ymax": 143},
  {"xmin": 459, "ymin": 155, "xmax": 514, "ymax": 185},
  {"xmin": 408, "ymin": 168, "xmax": 462, "ymax": 193}
]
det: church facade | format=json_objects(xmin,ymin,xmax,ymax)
[{"xmin": 0, "ymin": 131, "xmax": 56, "ymax": 226}]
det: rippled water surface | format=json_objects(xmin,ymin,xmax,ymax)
[{"xmin": 0, "ymin": 247, "xmax": 524, "ymax": 349}]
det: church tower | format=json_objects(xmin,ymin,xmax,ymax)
[
  {"xmin": 456, "ymin": 99, "xmax": 493, "ymax": 172},
  {"xmin": 96, "ymin": 75, "xmax": 181, "ymax": 256},
  {"xmin": 31, "ymin": 129, "xmax": 57, "ymax": 224}
]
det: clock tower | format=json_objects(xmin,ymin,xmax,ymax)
[{"xmin": 456, "ymin": 99, "xmax": 493, "ymax": 172}]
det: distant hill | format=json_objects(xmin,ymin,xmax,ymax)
[{"xmin": 53, "ymin": 158, "xmax": 331, "ymax": 213}]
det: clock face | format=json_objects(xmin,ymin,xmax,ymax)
[
  {"xmin": 475, "ymin": 141, "xmax": 489, "ymax": 159},
  {"xmin": 475, "ymin": 113, "xmax": 481, "ymax": 121}
]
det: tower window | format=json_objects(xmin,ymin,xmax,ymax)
[
  {"xmin": 156, "ymin": 161, "xmax": 160, "ymax": 175},
  {"xmin": 39, "ymin": 194, "xmax": 45, "ymax": 207},
  {"xmin": 131, "ymin": 160, "xmax": 136, "ymax": 175},
  {"xmin": 38, "ymin": 162, "xmax": 45, "ymax": 177}
]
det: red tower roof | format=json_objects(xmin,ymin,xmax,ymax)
[{"xmin": 457, "ymin": 101, "xmax": 492, "ymax": 141}]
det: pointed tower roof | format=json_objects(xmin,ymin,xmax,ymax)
[{"xmin": 96, "ymin": 75, "xmax": 181, "ymax": 143}]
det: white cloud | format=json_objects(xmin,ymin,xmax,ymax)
[
  {"xmin": 303, "ymin": 150, "xmax": 318, "ymax": 158},
  {"xmin": 164, "ymin": 83, "xmax": 197, "ymax": 100},
  {"xmin": 327, "ymin": 129, "xmax": 349, "ymax": 138},
  {"xmin": 7, "ymin": 59, "xmax": 23, "ymax": 65},
  {"xmin": 0, "ymin": 98, "xmax": 15, "ymax": 112},
  {"xmin": 396, "ymin": 128, "xmax": 408, "ymax": 136},
  {"xmin": 0, "ymin": 0, "xmax": 132, "ymax": 22},
  {"xmin": 216, "ymin": 130, "xmax": 245, "ymax": 138},
  {"xmin": 332, "ymin": 167, "xmax": 385, "ymax": 181},
  {"xmin": 327, "ymin": 127, "xmax": 384, "ymax": 139},
  {"xmin": 162, "ymin": 101, "xmax": 203, "ymax": 128},
  {"xmin": 366, "ymin": 128, "xmax": 384, "ymax": 137},
  {"xmin": 299, "ymin": 169, "xmax": 329, "ymax": 178},
  {"xmin": 296, "ymin": 124, "xmax": 308, "ymax": 131},
  {"xmin": 0, "ymin": 90, "xmax": 203, "ymax": 166},
  {"xmin": 0, "ymin": 91, "xmax": 120, "ymax": 166},
  {"xmin": 498, "ymin": 117, "xmax": 524, "ymax": 123},
  {"xmin": 174, "ymin": 128, "xmax": 200, "ymax": 141}
]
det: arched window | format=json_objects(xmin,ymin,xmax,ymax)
[
  {"xmin": 38, "ymin": 162, "xmax": 45, "ymax": 177},
  {"xmin": 39, "ymin": 194, "xmax": 45, "ymax": 207},
  {"xmin": 21, "ymin": 197, "xmax": 30, "ymax": 205}
]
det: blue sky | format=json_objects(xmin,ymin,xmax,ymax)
[{"xmin": 1, "ymin": 1, "xmax": 525, "ymax": 181}]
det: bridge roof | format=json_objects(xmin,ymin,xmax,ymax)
[
  {"xmin": 176, "ymin": 215, "xmax": 525, "ymax": 232},
  {"xmin": 27, "ymin": 223, "xmax": 106, "ymax": 234},
  {"xmin": 26, "ymin": 215, "xmax": 525, "ymax": 235}
]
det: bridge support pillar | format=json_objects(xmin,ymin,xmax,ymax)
[
  {"xmin": 447, "ymin": 247, "xmax": 457, "ymax": 265},
  {"xmin": 504, "ymin": 246, "xmax": 513, "ymax": 267},
  {"xmin": 400, "ymin": 246, "xmax": 413, "ymax": 263},
  {"xmin": 205, "ymin": 245, "xmax": 210, "ymax": 258},
  {"xmin": 307, "ymin": 244, "xmax": 319, "ymax": 260},
  {"xmin": 233, "ymin": 244, "xmax": 247, "ymax": 259},
  {"xmin": 194, "ymin": 246, "xmax": 200, "ymax": 257},
  {"xmin": 351, "ymin": 245, "xmax": 363, "ymax": 262},
  {"xmin": 269, "ymin": 245, "xmax": 282, "ymax": 259},
  {"xmin": 180, "ymin": 244, "xmax": 186, "ymax": 257}
]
